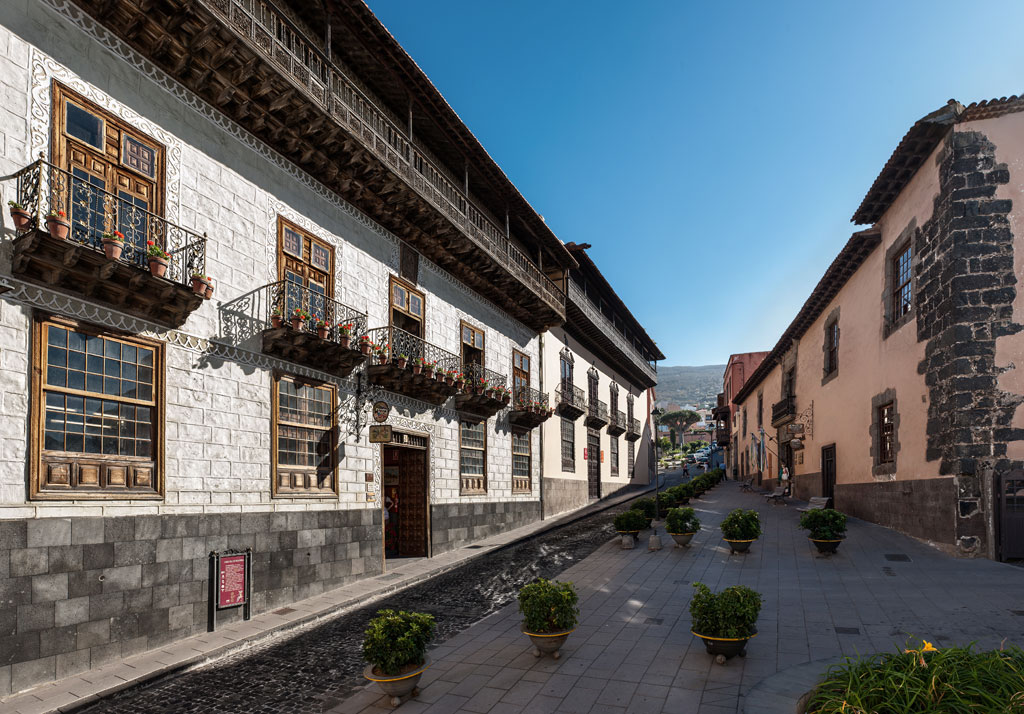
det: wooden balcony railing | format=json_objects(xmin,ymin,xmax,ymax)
[
  {"xmin": 202, "ymin": 0, "xmax": 565, "ymax": 317},
  {"xmin": 771, "ymin": 395, "xmax": 797, "ymax": 427},
  {"xmin": 567, "ymin": 281, "xmax": 656, "ymax": 382}
]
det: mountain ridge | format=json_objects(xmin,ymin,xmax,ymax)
[{"xmin": 655, "ymin": 364, "xmax": 725, "ymax": 409}]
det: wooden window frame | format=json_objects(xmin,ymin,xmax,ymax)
[
  {"xmin": 30, "ymin": 313, "xmax": 165, "ymax": 501},
  {"xmin": 52, "ymin": 81, "xmax": 165, "ymax": 216},
  {"xmin": 271, "ymin": 371, "xmax": 339, "ymax": 498},
  {"xmin": 277, "ymin": 217, "xmax": 335, "ymax": 293},
  {"xmin": 891, "ymin": 244, "xmax": 913, "ymax": 322},
  {"xmin": 511, "ymin": 430, "xmax": 531, "ymax": 493},
  {"xmin": 824, "ymin": 319, "xmax": 839, "ymax": 377},
  {"xmin": 560, "ymin": 416, "xmax": 575, "ymax": 472},
  {"xmin": 460, "ymin": 320, "xmax": 486, "ymax": 367},
  {"xmin": 512, "ymin": 349, "xmax": 530, "ymax": 389},
  {"xmin": 610, "ymin": 436, "xmax": 619, "ymax": 477},
  {"xmin": 389, "ymin": 275, "xmax": 425, "ymax": 337},
  {"xmin": 459, "ymin": 419, "xmax": 487, "ymax": 495}
]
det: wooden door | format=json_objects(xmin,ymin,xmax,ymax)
[
  {"xmin": 999, "ymin": 470, "xmax": 1024, "ymax": 560},
  {"xmin": 821, "ymin": 445, "xmax": 836, "ymax": 502},
  {"xmin": 587, "ymin": 428, "xmax": 601, "ymax": 500},
  {"xmin": 278, "ymin": 219, "xmax": 333, "ymax": 322},
  {"xmin": 397, "ymin": 447, "xmax": 428, "ymax": 557}
]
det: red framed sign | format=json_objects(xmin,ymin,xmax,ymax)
[{"xmin": 208, "ymin": 548, "xmax": 251, "ymax": 631}]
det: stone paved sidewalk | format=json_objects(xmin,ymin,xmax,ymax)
[
  {"xmin": 340, "ymin": 480, "xmax": 1024, "ymax": 714},
  {"xmin": 0, "ymin": 483, "xmax": 659, "ymax": 714}
]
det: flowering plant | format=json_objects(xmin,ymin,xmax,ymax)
[
  {"xmin": 337, "ymin": 322, "xmax": 353, "ymax": 336},
  {"xmin": 146, "ymin": 240, "xmax": 171, "ymax": 260},
  {"xmin": 292, "ymin": 307, "xmax": 311, "ymax": 321},
  {"xmin": 47, "ymin": 209, "xmax": 66, "ymax": 219},
  {"xmin": 359, "ymin": 334, "xmax": 371, "ymax": 342},
  {"xmin": 315, "ymin": 318, "xmax": 327, "ymax": 328},
  {"xmin": 413, "ymin": 356, "xmax": 426, "ymax": 366},
  {"xmin": 102, "ymin": 230, "xmax": 125, "ymax": 242}
]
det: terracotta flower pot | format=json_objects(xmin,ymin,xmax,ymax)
[
  {"xmin": 291, "ymin": 318, "xmax": 305, "ymax": 331},
  {"xmin": 396, "ymin": 358, "xmax": 408, "ymax": 369},
  {"xmin": 148, "ymin": 257, "xmax": 168, "ymax": 277},
  {"xmin": 360, "ymin": 342, "xmax": 372, "ymax": 355},
  {"xmin": 191, "ymin": 276, "xmax": 207, "ymax": 295},
  {"xmin": 9, "ymin": 208, "xmax": 31, "ymax": 230},
  {"xmin": 46, "ymin": 216, "xmax": 70, "ymax": 239},
  {"xmin": 205, "ymin": 283, "xmax": 214, "ymax": 299},
  {"xmin": 102, "ymin": 239, "xmax": 123, "ymax": 260},
  {"xmin": 339, "ymin": 336, "xmax": 350, "ymax": 349},
  {"xmin": 271, "ymin": 315, "xmax": 283, "ymax": 328},
  {"xmin": 412, "ymin": 364, "xmax": 422, "ymax": 375},
  {"xmin": 377, "ymin": 354, "xmax": 389, "ymax": 365},
  {"xmin": 423, "ymin": 367, "xmax": 433, "ymax": 378}
]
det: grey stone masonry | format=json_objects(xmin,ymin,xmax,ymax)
[
  {"xmin": 431, "ymin": 502, "xmax": 541, "ymax": 555},
  {"xmin": 0, "ymin": 509, "xmax": 381, "ymax": 696},
  {"xmin": 915, "ymin": 129, "xmax": 1021, "ymax": 555}
]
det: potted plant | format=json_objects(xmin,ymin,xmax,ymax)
[
  {"xmin": 396, "ymin": 353, "xmax": 409, "ymax": 369},
  {"xmin": 518, "ymin": 579, "xmax": 579, "ymax": 659},
  {"xmin": 146, "ymin": 241, "xmax": 170, "ymax": 277},
  {"xmin": 337, "ymin": 322, "xmax": 353, "ymax": 348},
  {"xmin": 475, "ymin": 378, "xmax": 489, "ymax": 395},
  {"xmin": 291, "ymin": 307, "xmax": 310, "ymax": 331},
  {"xmin": 204, "ymin": 277, "xmax": 214, "ymax": 299},
  {"xmin": 630, "ymin": 497, "xmax": 657, "ymax": 528},
  {"xmin": 45, "ymin": 209, "xmax": 69, "ymax": 239},
  {"xmin": 720, "ymin": 508, "xmax": 761, "ymax": 554},
  {"xmin": 362, "ymin": 609, "xmax": 435, "ymax": 707},
  {"xmin": 667, "ymin": 483, "xmax": 693, "ymax": 505},
  {"xmin": 359, "ymin": 335, "xmax": 373, "ymax": 356},
  {"xmin": 315, "ymin": 318, "xmax": 328, "ymax": 339},
  {"xmin": 422, "ymin": 361, "xmax": 434, "ymax": 378},
  {"xmin": 101, "ymin": 230, "xmax": 125, "ymax": 260},
  {"xmin": 271, "ymin": 308, "xmax": 284, "ymax": 328},
  {"xmin": 614, "ymin": 509, "xmax": 647, "ymax": 542},
  {"xmin": 376, "ymin": 342, "xmax": 390, "ymax": 365},
  {"xmin": 190, "ymin": 273, "xmax": 208, "ymax": 295},
  {"xmin": 8, "ymin": 200, "xmax": 31, "ymax": 230},
  {"xmin": 657, "ymin": 491, "xmax": 676, "ymax": 514},
  {"xmin": 690, "ymin": 582, "xmax": 762, "ymax": 663},
  {"xmin": 665, "ymin": 507, "xmax": 701, "ymax": 548},
  {"xmin": 412, "ymin": 356, "xmax": 424, "ymax": 375},
  {"xmin": 799, "ymin": 509, "xmax": 847, "ymax": 555}
]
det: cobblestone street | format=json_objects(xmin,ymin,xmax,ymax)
[{"xmin": 341, "ymin": 480, "xmax": 1024, "ymax": 714}]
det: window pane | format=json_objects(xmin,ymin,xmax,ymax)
[
  {"xmin": 409, "ymin": 293, "xmax": 422, "ymax": 317},
  {"xmin": 66, "ymin": 102, "xmax": 104, "ymax": 149}
]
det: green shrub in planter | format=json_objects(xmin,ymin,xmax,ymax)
[
  {"xmin": 689, "ymin": 582, "xmax": 761, "ymax": 638},
  {"xmin": 630, "ymin": 497, "xmax": 656, "ymax": 520},
  {"xmin": 799, "ymin": 509, "xmax": 847, "ymax": 540},
  {"xmin": 656, "ymin": 491, "xmax": 676, "ymax": 512},
  {"xmin": 665, "ymin": 507, "xmax": 700, "ymax": 535},
  {"xmin": 518, "ymin": 579, "xmax": 579, "ymax": 633},
  {"xmin": 362, "ymin": 609, "xmax": 436, "ymax": 676},
  {"xmin": 807, "ymin": 643, "xmax": 1024, "ymax": 713},
  {"xmin": 614, "ymin": 509, "xmax": 648, "ymax": 532},
  {"xmin": 720, "ymin": 508, "xmax": 762, "ymax": 540}
]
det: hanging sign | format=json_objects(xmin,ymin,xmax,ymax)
[
  {"xmin": 369, "ymin": 424, "xmax": 393, "ymax": 443},
  {"xmin": 373, "ymin": 401, "xmax": 390, "ymax": 423},
  {"xmin": 786, "ymin": 423, "xmax": 805, "ymax": 435}
]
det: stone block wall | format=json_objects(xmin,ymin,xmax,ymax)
[
  {"xmin": 541, "ymin": 478, "xmax": 589, "ymax": 519},
  {"xmin": 0, "ymin": 510, "xmax": 381, "ymax": 696},
  {"xmin": 836, "ymin": 478, "xmax": 956, "ymax": 546},
  {"xmin": 431, "ymin": 501, "xmax": 541, "ymax": 555}
]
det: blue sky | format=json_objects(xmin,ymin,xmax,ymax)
[{"xmin": 365, "ymin": 0, "xmax": 1024, "ymax": 366}]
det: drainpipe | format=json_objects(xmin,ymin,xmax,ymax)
[{"xmin": 539, "ymin": 332, "xmax": 545, "ymax": 520}]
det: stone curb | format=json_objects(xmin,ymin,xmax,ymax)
[
  {"xmin": 739, "ymin": 657, "xmax": 833, "ymax": 714},
  {"xmin": 19, "ymin": 478, "xmax": 669, "ymax": 714}
]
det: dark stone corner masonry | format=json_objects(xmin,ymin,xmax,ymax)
[{"xmin": 916, "ymin": 128, "xmax": 1023, "ymax": 555}]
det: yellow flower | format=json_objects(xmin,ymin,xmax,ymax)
[{"xmin": 922, "ymin": 640, "xmax": 938, "ymax": 652}]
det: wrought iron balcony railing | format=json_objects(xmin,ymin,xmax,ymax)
[
  {"xmin": 461, "ymin": 362, "xmax": 508, "ymax": 392},
  {"xmin": 608, "ymin": 409, "xmax": 627, "ymax": 436},
  {"xmin": 555, "ymin": 382, "xmax": 587, "ymax": 412},
  {"xmin": 513, "ymin": 384, "xmax": 549, "ymax": 412},
  {"xmin": 626, "ymin": 417, "xmax": 642, "ymax": 441},
  {"xmin": 202, "ymin": 0, "xmax": 565, "ymax": 315},
  {"xmin": 265, "ymin": 280, "xmax": 367, "ymax": 341},
  {"xmin": 13, "ymin": 158, "xmax": 206, "ymax": 286},
  {"xmin": 363, "ymin": 326, "xmax": 461, "ymax": 375},
  {"xmin": 586, "ymin": 398, "xmax": 609, "ymax": 426}
]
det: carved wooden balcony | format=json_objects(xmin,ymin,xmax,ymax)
[
  {"xmin": 584, "ymin": 399, "xmax": 609, "ymax": 429},
  {"xmin": 771, "ymin": 395, "xmax": 797, "ymax": 427},
  {"xmin": 452, "ymin": 363, "xmax": 510, "ymax": 421},
  {"xmin": 364, "ymin": 327, "xmax": 461, "ymax": 406},
  {"xmin": 70, "ymin": 0, "xmax": 568, "ymax": 331},
  {"xmin": 626, "ymin": 418, "xmax": 642, "ymax": 441},
  {"xmin": 9, "ymin": 159, "xmax": 206, "ymax": 328},
  {"xmin": 608, "ymin": 410, "xmax": 627, "ymax": 437},
  {"xmin": 259, "ymin": 281, "xmax": 367, "ymax": 376},
  {"xmin": 509, "ymin": 385, "xmax": 553, "ymax": 430},
  {"xmin": 554, "ymin": 382, "xmax": 587, "ymax": 421}
]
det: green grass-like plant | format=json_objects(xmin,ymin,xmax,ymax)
[
  {"xmin": 799, "ymin": 509, "xmax": 847, "ymax": 540},
  {"xmin": 518, "ymin": 579, "xmax": 579, "ymax": 634},
  {"xmin": 689, "ymin": 582, "xmax": 761, "ymax": 638},
  {"xmin": 665, "ymin": 507, "xmax": 700, "ymax": 535},
  {"xmin": 630, "ymin": 497, "xmax": 656, "ymax": 519},
  {"xmin": 720, "ymin": 508, "xmax": 762, "ymax": 540},
  {"xmin": 614, "ymin": 509, "xmax": 648, "ymax": 532},
  {"xmin": 362, "ymin": 609, "xmax": 436, "ymax": 676},
  {"xmin": 806, "ymin": 643, "xmax": 1024, "ymax": 713}
]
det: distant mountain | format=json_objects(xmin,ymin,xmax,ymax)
[{"xmin": 655, "ymin": 365, "xmax": 725, "ymax": 409}]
